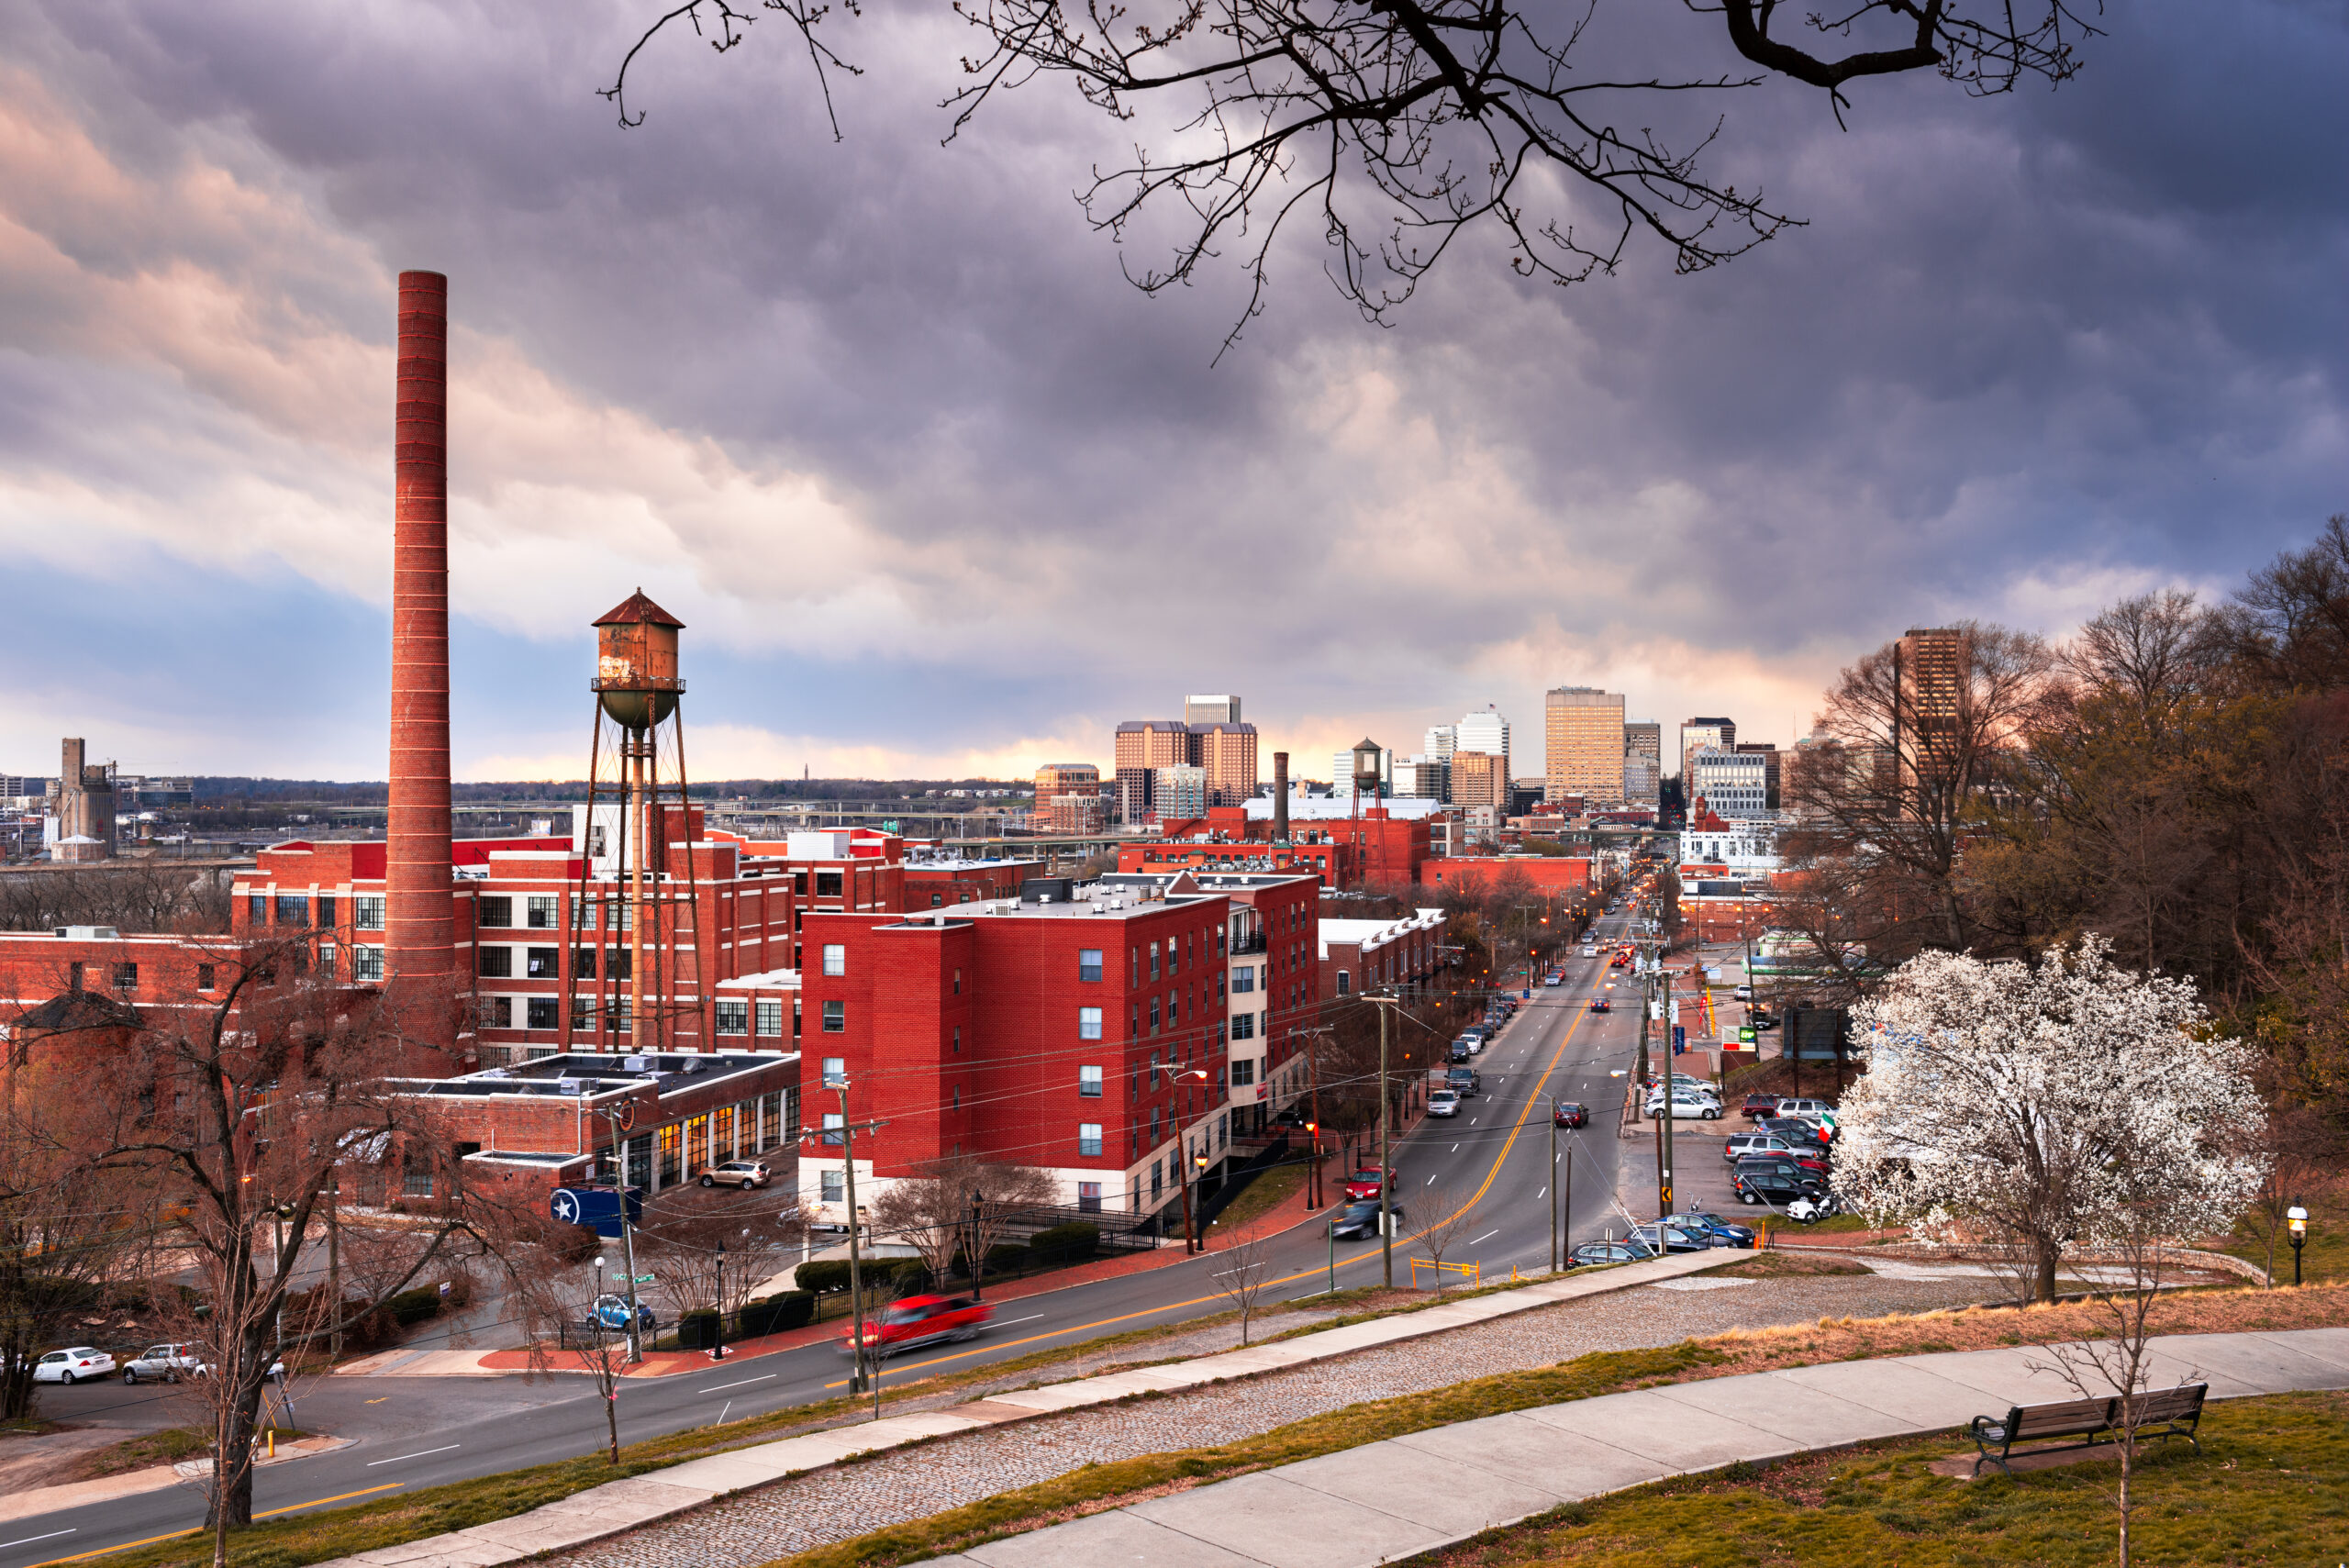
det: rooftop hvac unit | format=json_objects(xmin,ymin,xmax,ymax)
[
  {"xmin": 555, "ymin": 1078, "xmax": 587, "ymax": 1095},
  {"xmin": 621, "ymin": 1055, "xmax": 651, "ymax": 1072}
]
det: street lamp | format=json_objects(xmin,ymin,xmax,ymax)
[
  {"xmin": 2288, "ymin": 1200, "xmax": 2309, "ymax": 1287},
  {"xmin": 1174, "ymin": 1069, "xmax": 1214, "ymax": 1251}
]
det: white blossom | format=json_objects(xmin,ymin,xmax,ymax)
[{"xmin": 1834, "ymin": 937, "xmax": 2265, "ymax": 1298}]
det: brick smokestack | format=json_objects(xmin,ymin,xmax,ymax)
[
  {"xmin": 388, "ymin": 271, "xmax": 454, "ymax": 989},
  {"xmin": 1272, "ymin": 752, "xmax": 1288, "ymax": 841}
]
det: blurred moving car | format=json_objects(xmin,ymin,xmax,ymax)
[
  {"xmin": 1342, "ymin": 1167, "xmax": 1399, "ymax": 1201},
  {"xmin": 1329, "ymin": 1199, "xmax": 1406, "ymax": 1240},
  {"xmin": 1589, "ymin": 998, "xmax": 1611, "ymax": 1013},
  {"xmin": 842, "ymin": 1294, "xmax": 992, "ymax": 1358},
  {"xmin": 1427, "ymin": 1089, "xmax": 1461, "ymax": 1118},
  {"xmin": 1552, "ymin": 1101, "xmax": 1589, "ymax": 1129},
  {"xmin": 34, "ymin": 1347, "xmax": 116, "ymax": 1385}
]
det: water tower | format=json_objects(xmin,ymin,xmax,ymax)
[{"xmin": 565, "ymin": 590, "xmax": 700, "ymax": 1056}]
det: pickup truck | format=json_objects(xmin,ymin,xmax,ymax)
[
  {"xmin": 841, "ymin": 1294, "xmax": 992, "ymax": 1359},
  {"xmin": 1446, "ymin": 1065, "xmax": 1481, "ymax": 1097}
]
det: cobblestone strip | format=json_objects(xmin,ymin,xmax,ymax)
[{"xmin": 529, "ymin": 1271, "xmax": 1989, "ymax": 1568}]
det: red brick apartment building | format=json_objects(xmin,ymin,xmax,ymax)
[
  {"xmin": 1318, "ymin": 906, "xmax": 1449, "ymax": 998},
  {"xmin": 1118, "ymin": 805, "xmax": 1434, "ymax": 890},
  {"xmin": 793, "ymin": 870, "xmax": 1319, "ymax": 1224},
  {"xmin": 1417, "ymin": 853, "xmax": 1591, "ymax": 895}
]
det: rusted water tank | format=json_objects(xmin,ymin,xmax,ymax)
[{"xmin": 592, "ymin": 591, "xmax": 686, "ymax": 732}]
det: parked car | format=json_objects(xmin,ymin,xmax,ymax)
[
  {"xmin": 842, "ymin": 1294, "xmax": 992, "ymax": 1358},
  {"xmin": 1741, "ymin": 1092, "xmax": 1782, "ymax": 1119},
  {"xmin": 1342, "ymin": 1167, "xmax": 1399, "ymax": 1201},
  {"xmin": 1787, "ymin": 1192, "xmax": 1841, "ymax": 1224},
  {"xmin": 590, "ymin": 1295, "xmax": 659, "ymax": 1333},
  {"xmin": 1735, "ymin": 1151, "xmax": 1832, "ymax": 1181},
  {"xmin": 121, "ymin": 1343, "xmax": 202, "ymax": 1384},
  {"xmin": 1760, "ymin": 1117, "xmax": 1832, "ymax": 1149},
  {"xmin": 1646, "ymin": 1094, "xmax": 1723, "ymax": 1120},
  {"xmin": 1568, "ymin": 1239, "xmax": 1656, "ymax": 1265},
  {"xmin": 194, "ymin": 1351, "xmax": 286, "ymax": 1383},
  {"xmin": 33, "ymin": 1348, "xmax": 116, "ymax": 1385},
  {"xmin": 1775, "ymin": 1098, "xmax": 1836, "ymax": 1123},
  {"xmin": 1666, "ymin": 1210, "xmax": 1757, "ymax": 1247},
  {"xmin": 1733, "ymin": 1169, "xmax": 1828, "ymax": 1207},
  {"xmin": 1329, "ymin": 1199, "xmax": 1406, "ymax": 1240},
  {"xmin": 1427, "ymin": 1089, "xmax": 1462, "ymax": 1118},
  {"xmin": 1552, "ymin": 1101, "xmax": 1589, "ymax": 1129},
  {"xmin": 1272, "ymin": 1106, "xmax": 1308, "ymax": 1129},
  {"xmin": 1722, "ymin": 1130, "xmax": 1800, "ymax": 1163},
  {"xmin": 1631, "ymin": 1221, "xmax": 1731, "ymax": 1253},
  {"xmin": 1589, "ymin": 998, "xmax": 1611, "ymax": 1013},
  {"xmin": 1448, "ymin": 1039, "xmax": 1472, "ymax": 1063},
  {"xmin": 1447, "ymin": 1066, "xmax": 1481, "ymax": 1097},
  {"xmin": 1544, "ymin": 973, "xmax": 1563, "ymax": 986},
  {"xmin": 1732, "ymin": 984, "xmax": 1755, "ymax": 1001},
  {"xmin": 701, "ymin": 1159, "xmax": 772, "ymax": 1190}
]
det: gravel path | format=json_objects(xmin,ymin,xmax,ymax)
[{"xmin": 534, "ymin": 1270, "xmax": 1988, "ymax": 1568}]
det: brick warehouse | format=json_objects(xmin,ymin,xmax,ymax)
[{"xmin": 794, "ymin": 871, "xmax": 1319, "ymax": 1225}]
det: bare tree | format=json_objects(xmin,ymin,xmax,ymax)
[
  {"xmin": 1209, "ymin": 1221, "xmax": 1277, "ymax": 1343},
  {"xmin": 2236, "ymin": 1108, "xmax": 2337, "ymax": 1287},
  {"xmin": 50, "ymin": 938, "xmax": 513, "ymax": 1563},
  {"xmin": 606, "ymin": 0, "xmax": 2092, "ymax": 349},
  {"xmin": 1409, "ymin": 1177, "xmax": 1478, "ymax": 1294}
]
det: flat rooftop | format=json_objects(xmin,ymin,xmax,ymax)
[{"xmin": 392, "ymin": 1051, "xmax": 794, "ymax": 1100}]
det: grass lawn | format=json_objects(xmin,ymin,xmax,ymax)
[
  {"xmin": 2220, "ymin": 1177, "xmax": 2348, "ymax": 1287},
  {"xmin": 1405, "ymin": 1392, "xmax": 2349, "ymax": 1568},
  {"xmin": 1208, "ymin": 1159, "xmax": 1308, "ymax": 1231}
]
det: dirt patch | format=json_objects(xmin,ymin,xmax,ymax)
[
  {"xmin": 0, "ymin": 1424, "xmax": 128, "ymax": 1495},
  {"xmin": 1715, "ymin": 1251, "xmax": 1873, "ymax": 1278},
  {"xmin": 65, "ymin": 1427, "xmax": 211, "ymax": 1481}
]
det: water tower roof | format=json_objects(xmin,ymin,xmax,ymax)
[{"xmin": 594, "ymin": 589, "xmax": 685, "ymax": 628}]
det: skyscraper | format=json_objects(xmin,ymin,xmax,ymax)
[
  {"xmin": 1423, "ymin": 723, "xmax": 1457, "ymax": 762},
  {"xmin": 1543, "ymin": 686, "xmax": 1627, "ymax": 805},
  {"xmin": 1678, "ymin": 717, "xmax": 1736, "ymax": 785},
  {"xmin": 1451, "ymin": 751, "xmax": 1505, "ymax": 809},
  {"xmin": 1896, "ymin": 628, "xmax": 1970, "ymax": 784},
  {"xmin": 1456, "ymin": 706, "xmax": 1509, "ymax": 779},
  {"xmin": 1623, "ymin": 720, "xmax": 1662, "ymax": 806}
]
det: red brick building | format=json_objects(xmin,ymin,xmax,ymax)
[
  {"xmin": 1318, "ymin": 906, "xmax": 1449, "ymax": 999},
  {"xmin": 795, "ymin": 870, "xmax": 1318, "ymax": 1224},
  {"xmin": 1118, "ymin": 804, "xmax": 1434, "ymax": 891},
  {"xmin": 1417, "ymin": 854, "xmax": 1591, "ymax": 895}
]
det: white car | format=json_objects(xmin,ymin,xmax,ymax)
[
  {"xmin": 1427, "ymin": 1089, "xmax": 1461, "ymax": 1118},
  {"xmin": 33, "ymin": 1347, "xmax": 116, "ymax": 1385},
  {"xmin": 122, "ymin": 1342, "xmax": 203, "ymax": 1383},
  {"xmin": 1645, "ymin": 1093, "xmax": 1724, "ymax": 1120},
  {"xmin": 1581, "ymin": 947, "xmax": 1598, "ymax": 958}
]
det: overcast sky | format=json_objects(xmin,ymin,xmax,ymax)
[{"xmin": 4, "ymin": 1, "xmax": 2343, "ymax": 784}]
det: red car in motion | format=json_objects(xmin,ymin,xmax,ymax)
[
  {"xmin": 841, "ymin": 1294, "xmax": 992, "ymax": 1359},
  {"xmin": 1342, "ymin": 1166, "xmax": 1399, "ymax": 1201}
]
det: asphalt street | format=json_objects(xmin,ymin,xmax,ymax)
[{"xmin": 4, "ymin": 912, "xmax": 1651, "ymax": 1568}]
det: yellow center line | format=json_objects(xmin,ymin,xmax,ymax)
[
  {"xmin": 21, "ymin": 1487, "xmax": 404, "ymax": 1568},
  {"xmin": 824, "ymin": 998, "xmax": 1602, "ymax": 1391}
]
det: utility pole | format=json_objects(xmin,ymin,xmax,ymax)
[
  {"xmin": 595, "ymin": 1105, "xmax": 646, "ymax": 1362},
  {"xmin": 327, "ymin": 1173, "xmax": 341, "ymax": 1361},
  {"xmin": 1549, "ymin": 1110, "xmax": 1559, "ymax": 1273},
  {"xmin": 1656, "ymin": 959, "xmax": 1675, "ymax": 1222},
  {"xmin": 1362, "ymin": 995, "xmax": 1404, "ymax": 1289},
  {"xmin": 825, "ymin": 1084, "xmax": 889, "ymax": 1418}
]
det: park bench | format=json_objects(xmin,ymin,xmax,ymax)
[{"xmin": 1969, "ymin": 1384, "xmax": 2208, "ymax": 1478}]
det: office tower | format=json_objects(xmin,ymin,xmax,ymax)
[
  {"xmin": 1542, "ymin": 686, "xmax": 1626, "ymax": 805},
  {"xmin": 1423, "ymin": 723, "xmax": 1457, "ymax": 762},
  {"xmin": 1330, "ymin": 746, "xmax": 1396, "ymax": 797},
  {"xmin": 1189, "ymin": 721, "xmax": 1259, "ymax": 806},
  {"xmin": 1115, "ymin": 720, "xmax": 1190, "ymax": 821},
  {"xmin": 1623, "ymin": 720, "xmax": 1662, "ymax": 805},
  {"xmin": 1733, "ymin": 741, "xmax": 1781, "ymax": 808},
  {"xmin": 1451, "ymin": 751, "xmax": 1505, "ymax": 809},
  {"xmin": 1896, "ymin": 628, "xmax": 1970, "ymax": 782},
  {"xmin": 1456, "ymin": 706, "xmax": 1509, "ymax": 778},
  {"xmin": 1689, "ymin": 747, "xmax": 1769, "ymax": 818},
  {"xmin": 1185, "ymin": 695, "xmax": 1241, "ymax": 726},
  {"xmin": 1678, "ymin": 716, "xmax": 1736, "ymax": 784}
]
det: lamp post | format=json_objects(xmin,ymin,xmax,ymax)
[
  {"xmin": 1173, "ymin": 1069, "xmax": 1212, "ymax": 1251},
  {"xmin": 709, "ymin": 1238, "xmax": 726, "ymax": 1360},
  {"xmin": 2288, "ymin": 1201, "xmax": 2309, "ymax": 1286}
]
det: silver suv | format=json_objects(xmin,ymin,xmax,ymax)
[
  {"xmin": 1722, "ymin": 1130, "xmax": 1801, "ymax": 1162},
  {"xmin": 122, "ymin": 1342, "xmax": 202, "ymax": 1384},
  {"xmin": 1775, "ymin": 1098, "xmax": 1835, "ymax": 1123}
]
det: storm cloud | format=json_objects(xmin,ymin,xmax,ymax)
[{"xmin": 3, "ymin": 0, "xmax": 2343, "ymax": 780}]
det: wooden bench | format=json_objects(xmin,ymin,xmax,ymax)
[{"xmin": 1969, "ymin": 1384, "xmax": 2208, "ymax": 1478}]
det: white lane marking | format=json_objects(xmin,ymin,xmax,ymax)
[
  {"xmin": 1468, "ymin": 1229, "xmax": 1498, "ymax": 1245},
  {"xmin": 1537, "ymin": 1185, "xmax": 1546, "ymax": 1198},
  {"xmin": 702, "ymin": 1373, "xmax": 777, "ymax": 1393},
  {"xmin": 717, "ymin": 1400, "xmax": 732, "ymax": 1424},
  {"xmin": 1451, "ymin": 1143, "xmax": 1460, "ymax": 1152},
  {"xmin": 367, "ymin": 1443, "xmax": 460, "ymax": 1466},
  {"xmin": 0, "ymin": 1530, "xmax": 76, "ymax": 1551},
  {"xmin": 1425, "ymin": 1173, "xmax": 1437, "ymax": 1185},
  {"xmin": 995, "ymin": 1314, "xmax": 1045, "ymax": 1326}
]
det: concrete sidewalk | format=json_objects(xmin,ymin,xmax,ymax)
[
  {"xmin": 914, "ymin": 1327, "xmax": 2349, "ymax": 1568},
  {"xmin": 309, "ymin": 1251, "xmax": 1729, "ymax": 1568}
]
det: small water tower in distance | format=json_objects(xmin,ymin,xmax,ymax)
[{"xmin": 571, "ymin": 590, "xmax": 696, "ymax": 1060}]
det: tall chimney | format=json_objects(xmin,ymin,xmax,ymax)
[
  {"xmin": 1272, "ymin": 751, "xmax": 1288, "ymax": 842},
  {"xmin": 388, "ymin": 271, "xmax": 454, "ymax": 990}
]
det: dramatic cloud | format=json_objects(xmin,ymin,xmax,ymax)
[{"xmin": 2, "ymin": 0, "xmax": 2343, "ymax": 780}]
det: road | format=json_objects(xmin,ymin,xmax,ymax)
[{"xmin": 4, "ymin": 911, "xmax": 1650, "ymax": 1568}]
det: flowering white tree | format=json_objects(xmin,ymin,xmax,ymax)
[{"xmin": 1834, "ymin": 938, "xmax": 2265, "ymax": 1302}]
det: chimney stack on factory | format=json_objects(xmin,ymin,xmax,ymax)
[
  {"xmin": 1272, "ymin": 751, "xmax": 1288, "ymax": 842},
  {"xmin": 387, "ymin": 271, "xmax": 455, "ymax": 996}
]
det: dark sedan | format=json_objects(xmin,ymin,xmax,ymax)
[
  {"xmin": 1736, "ymin": 1151, "xmax": 1831, "ymax": 1181},
  {"xmin": 1588, "ymin": 998, "xmax": 1611, "ymax": 1013},
  {"xmin": 1732, "ymin": 1169, "xmax": 1827, "ymax": 1207}
]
